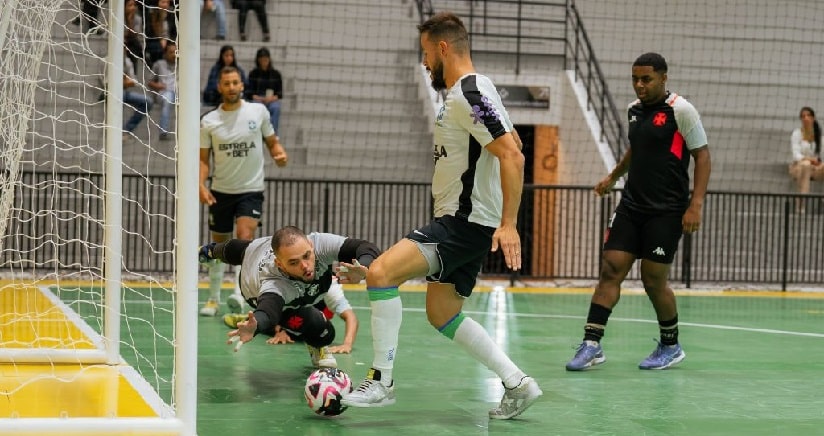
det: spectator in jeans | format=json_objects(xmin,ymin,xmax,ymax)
[
  {"xmin": 123, "ymin": 52, "xmax": 153, "ymax": 137},
  {"xmin": 203, "ymin": 45, "xmax": 247, "ymax": 107},
  {"xmin": 245, "ymin": 47, "xmax": 283, "ymax": 133},
  {"xmin": 236, "ymin": 0, "xmax": 270, "ymax": 42},
  {"xmin": 201, "ymin": 0, "xmax": 227, "ymax": 40},
  {"xmin": 148, "ymin": 42, "xmax": 177, "ymax": 140}
]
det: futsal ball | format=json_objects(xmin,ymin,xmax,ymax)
[{"xmin": 304, "ymin": 367, "xmax": 353, "ymax": 416}]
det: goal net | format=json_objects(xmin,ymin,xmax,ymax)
[{"xmin": 0, "ymin": 0, "xmax": 198, "ymax": 434}]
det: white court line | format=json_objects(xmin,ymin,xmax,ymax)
[
  {"xmin": 351, "ymin": 306, "xmax": 824, "ymax": 339},
  {"xmin": 125, "ymin": 299, "xmax": 824, "ymax": 339}
]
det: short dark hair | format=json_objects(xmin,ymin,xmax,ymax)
[
  {"xmin": 417, "ymin": 12, "xmax": 469, "ymax": 52},
  {"xmin": 256, "ymin": 47, "xmax": 270, "ymax": 59},
  {"xmin": 271, "ymin": 226, "xmax": 308, "ymax": 253},
  {"xmin": 218, "ymin": 65, "xmax": 240, "ymax": 80},
  {"xmin": 633, "ymin": 52, "xmax": 668, "ymax": 73}
]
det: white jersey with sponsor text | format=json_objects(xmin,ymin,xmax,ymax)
[{"xmin": 200, "ymin": 100, "xmax": 274, "ymax": 194}]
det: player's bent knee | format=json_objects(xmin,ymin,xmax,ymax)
[
  {"xmin": 365, "ymin": 260, "xmax": 395, "ymax": 288},
  {"xmin": 293, "ymin": 306, "xmax": 336, "ymax": 347},
  {"xmin": 304, "ymin": 320, "xmax": 335, "ymax": 348}
]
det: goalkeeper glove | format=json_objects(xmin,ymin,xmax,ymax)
[{"xmin": 198, "ymin": 242, "xmax": 217, "ymax": 263}]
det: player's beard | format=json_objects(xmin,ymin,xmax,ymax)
[
  {"xmin": 223, "ymin": 93, "xmax": 241, "ymax": 105},
  {"xmin": 429, "ymin": 62, "xmax": 446, "ymax": 92}
]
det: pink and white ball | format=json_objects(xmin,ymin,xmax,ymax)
[{"xmin": 304, "ymin": 367, "xmax": 353, "ymax": 416}]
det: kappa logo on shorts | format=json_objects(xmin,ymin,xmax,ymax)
[{"xmin": 653, "ymin": 247, "xmax": 666, "ymax": 256}]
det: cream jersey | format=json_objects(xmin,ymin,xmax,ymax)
[
  {"xmin": 237, "ymin": 235, "xmax": 351, "ymax": 314},
  {"xmin": 790, "ymin": 128, "xmax": 823, "ymax": 162},
  {"xmin": 431, "ymin": 74, "xmax": 514, "ymax": 228},
  {"xmin": 200, "ymin": 100, "xmax": 275, "ymax": 194}
]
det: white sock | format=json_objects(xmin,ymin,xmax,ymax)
[
  {"xmin": 367, "ymin": 291, "xmax": 402, "ymax": 387},
  {"xmin": 208, "ymin": 260, "xmax": 225, "ymax": 302},
  {"xmin": 452, "ymin": 316, "xmax": 525, "ymax": 389},
  {"xmin": 233, "ymin": 274, "xmax": 242, "ymax": 297}
]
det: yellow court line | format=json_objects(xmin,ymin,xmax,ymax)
[
  {"xmin": 5, "ymin": 279, "xmax": 822, "ymax": 300},
  {"xmin": 0, "ymin": 285, "xmax": 164, "ymax": 419}
]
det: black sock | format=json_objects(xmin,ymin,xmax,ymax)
[
  {"xmin": 583, "ymin": 303, "xmax": 612, "ymax": 343},
  {"xmin": 659, "ymin": 315, "xmax": 679, "ymax": 346}
]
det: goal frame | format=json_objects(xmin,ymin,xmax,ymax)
[{"xmin": 0, "ymin": 0, "xmax": 200, "ymax": 434}]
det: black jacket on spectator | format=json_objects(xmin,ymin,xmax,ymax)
[{"xmin": 244, "ymin": 68, "xmax": 283, "ymax": 101}]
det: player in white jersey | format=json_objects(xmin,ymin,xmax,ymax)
[
  {"xmin": 200, "ymin": 226, "xmax": 381, "ymax": 367},
  {"xmin": 198, "ymin": 66, "xmax": 288, "ymax": 317},
  {"xmin": 343, "ymin": 12, "xmax": 542, "ymax": 420}
]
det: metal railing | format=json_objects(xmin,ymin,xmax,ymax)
[
  {"xmin": 415, "ymin": 0, "xmax": 627, "ymax": 160},
  {"xmin": 564, "ymin": 0, "xmax": 628, "ymax": 158},
  {"xmin": 5, "ymin": 174, "xmax": 823, "ymax": 290},
  {"xmin": 415, "ymin": 0, "xmax": 567, "ymax": 74}
]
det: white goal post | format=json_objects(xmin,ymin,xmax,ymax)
[{"xmin": 0, "ymin": 0, "xmax": 200, "ymax": 434}]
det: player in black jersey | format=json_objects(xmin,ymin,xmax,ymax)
[{"xmin": 566, "ymin": 52, "xmax": 711, "ymax": 371}]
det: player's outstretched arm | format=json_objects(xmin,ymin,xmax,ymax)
[
  {"xmin": 265, "ymin": 326, "xmax": 294, "ymax": 345},
  {"xmin": 227, "ymin": 311, "xmax": 257, "ymax": 352},
  {"xmin": 328, "ymin": 309, "xmax": 358, "ymax": 354}
]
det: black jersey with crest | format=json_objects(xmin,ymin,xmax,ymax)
[{"xmin": 622, "ymin": 92, "xmax": 707, "ymax": 214}]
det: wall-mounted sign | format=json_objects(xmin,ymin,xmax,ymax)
[{"xmin": 497, "ymin": 85, "xmax": 550, "ymax": 109}]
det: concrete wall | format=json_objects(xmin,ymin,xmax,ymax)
[{"xmin": 573, "ymin": 0, "xmax": 824, "ymax": 193}]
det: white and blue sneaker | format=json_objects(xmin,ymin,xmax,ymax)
[
  {"xmin": 565, "ymin": 340, "xmax": 606, "ymax": 371},
  {"xmin": 489, "ymin": 376, "xmax": 542, "ymax": 419},
  {"xmin": 341, "ymin": 369, "xmax": 396, "ymax": 408},
  {"xmin": 638, "ymin": 340, "xmax": 685, "ymax": 370}
]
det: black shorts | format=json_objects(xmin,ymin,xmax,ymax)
[
  {"xmin": 405, "ymin": 215, "xmax": 494, "ymax": 297},
  {"xmin": 208, "ymin": 191, "xmax": 263, "ymax": 234},
  {"xmin": 603, "ymin": 203, "xmax": 683, "ymax": 264}
]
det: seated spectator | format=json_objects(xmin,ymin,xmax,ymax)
[
  {"xmin": 124, "ymin": 0, "xmax": 145, "ymax": 68},
  {"xmin": 789, "ymin": 106, "xmax": 824, "ymax": 212},
  {"xmin": 202, "ymin": 45, "xmax": 247, "ymax": 107},
  {"xmin": 236, "ymin": 0, "xmax": 270, "ymax": 42},
  {"xmin": 148, "ymin": 42, "xmax": 177, "ymax": 140},
  {"xmin": 72, "ymin": 0, "xmax": 106, "ymax": 35},
  {"xmin": 123, "ymin": 51, "xmax": 153, "ymax": 137},
  {"xmin": 245, "ymin": 47, "xmax": 282, "ymax": 133},
  {"xmin": 145, "ymin": 0, "xmax": 177, "ymax": 66},
  {"xmin": 201, "ymin": 0, "xmax": 227, "ymax": 40}
]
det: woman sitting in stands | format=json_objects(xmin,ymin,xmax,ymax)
[
  {"xmin": 202, "ymin": 45, "xmax": 248, "ymax": 107},
  {"xmin": 789, "ymin": 106, "xmax": 824, "ymax": 212},
  {"xmin": 244, "ymin": 47, "xmax": 283, "ymax": 134}
]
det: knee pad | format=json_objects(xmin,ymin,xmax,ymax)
[{"xmin": 282, "ymin": 306, "xmax": 336, "ymax": 347}]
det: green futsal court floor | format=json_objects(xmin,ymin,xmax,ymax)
[{"xmin": 193, "ymin": 288, "xmax": 824, "ymax": 436}]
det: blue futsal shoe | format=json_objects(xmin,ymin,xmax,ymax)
[
  {"xmin": 565, "ymin": 340, "xmax": 606, "ymax": 371},
  {"xmin": 638, "ymin": 340, "xmax": 686, "ymax": 370}
]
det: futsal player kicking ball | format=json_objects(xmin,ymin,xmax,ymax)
[
  {"xmin": 342, "ymin": 12, "xmax": 542, "ymax": 420},
  {"xmin": 565, "ymin": 52, "xmax": 710, "ymax": 371}
]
